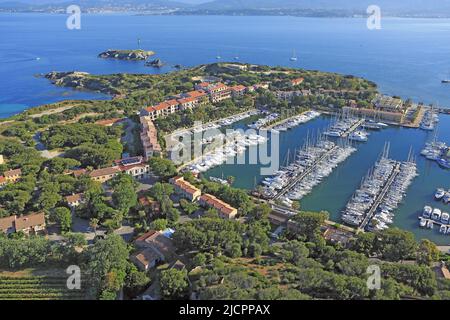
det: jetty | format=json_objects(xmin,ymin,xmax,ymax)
[
  {"xmin": 341, "ymin": 119, "xmax": 365, "ymax": 138},
  {"xmin": 273, "ymin": 145, "xmax": 339, "ymax": 201},
  {"xmin": 357, "ymin": 162, "xmax": 401, "ymax": 232}
]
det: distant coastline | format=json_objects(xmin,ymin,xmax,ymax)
[{"xmin": 1, "ymin": 9, "xmax": 450, "ymax": 19}]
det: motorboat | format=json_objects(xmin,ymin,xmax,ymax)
[
  {"xmin": 419, "ymin": 218, "xmax": 427, "ymax": 228},
  {"xmin": 431, "ymin": 208, "xmax": 442, "ymax": 221},
  {"xmin": 422, "ymin": 206, "xmax": 433, "ymax": 218},
  {"xmin": 435, "ymin": 188, "xmax": 446, "ymax": 200}
]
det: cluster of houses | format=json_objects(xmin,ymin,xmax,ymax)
[
  {"xmin": 170, "ymin": 176, "xmax": 238, "ymax": 220},
  {"xmin": 69, "ymin": 156, "xmax": 151, "ymax": 184},
  {"xmin": 0, "ymin": 212, "xmax": 46, "ymax": 236},
  {"xmin": 0, "ymin": 168, "xmax": 22, "ymax": 189},
  {"xmin": 140, "ymin": 81, "xmax": 256, "ymax": 121}
]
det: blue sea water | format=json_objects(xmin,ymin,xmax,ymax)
[
  {"xmin": 0, "ymin": 13, "xmax": 449, "ymax": 244},
  {"xmin": 1, "ymin": 14, "xmax": 450, "ymax": 117}
]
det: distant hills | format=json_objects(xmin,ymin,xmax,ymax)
[{"xmin": 1, "ymin": 0, "xmax": 450, "ymax": 17}]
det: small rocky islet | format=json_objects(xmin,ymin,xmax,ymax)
[{"xmin": 98, "ymin": 49, "xmax": 155, "ymax": 61}]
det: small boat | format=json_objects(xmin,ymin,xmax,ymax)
[
  {"xmin": 419, "ymin": 218, "xmax": 427, "ymax": 228},
  {"xmin": 431, "ymin": 208, "xmax": 442, "ymax": 221},
  {"xmin": 290, "ymin": 49, "xmax": 298, "ymax": 62},
  {"xmin": 422, "ymin": 206, "xmax": 432, "ymax": 218},
  {"xmin": 435, "ymin": 188, "xmax": 446, "ymax": 200},
  {"xmin": 444, "ymin": 192, "xmax": 450, "ymax": 204},
  {"xmin": 427, "ymin": 220, "xmax": 434, "ymax": 229},
  {"xmin": 441, "ymin": 212, "xmax": 449, "ymax": 224},
  {"xmin": 440, "ymin": 225, "xmax": 447, "ymax": 233},
  {"xmin": 437, "ymin": 158, "xmax": 450, "ymax": 169},
  {"xmin": 442, "ymin": 80, "xmax": 450, "ymax": 84}
]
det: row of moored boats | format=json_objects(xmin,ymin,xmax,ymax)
[
  {"xmin": 185, "ymin": 132, "xmax": 267, "ymax": 174},
  {"xmin": 342, "ymin": 151, "xmax": 418, "ymax": 231},
  {"xmin": 271, "ymin": 111, "xmax": 321, "ymax": 132}
]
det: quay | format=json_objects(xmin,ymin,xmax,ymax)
[
  {"xmin": 357, "ymin": 162, "xmax": 401, "ymax": 232},
  {"xmin": 273, "ymin": 145, "xmax": 339, "ymax": 201}
]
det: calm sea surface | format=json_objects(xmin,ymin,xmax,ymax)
[{"xmin": 0, "ymin": 13, "xmax": 449, "ymax": 243}]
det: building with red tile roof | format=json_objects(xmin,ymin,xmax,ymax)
[
  {"xmin": 3, "ymin": 168, "xmax": 21, "ymax": 182},
  {"xmin": 199, "ymin": 193, "xmax": 238, "ymax": 220},
  {"xmin": 170, "ymin": 176, "xmax": 201, "ymax": 202},
  {"xmin": 230, "ymin": 85, "xmax": 247, "ymax": 97},
  {"xmin": 89, "ymin": 167, "xmax": 121, "ymax": 183},
  {"xmin": 65, "ymin": 193, "xmax": 85, "ymax": 208},
  {"xmin": 0, "ymin": 213, "xmax": 47, "ymax": 235},
  {"xmin": 140, "ymin": 116, "xmax": 162, "ymax": 160},
  {"xmin": 291, "ymin": 77, "xmax": 304, "ymax": 86}
]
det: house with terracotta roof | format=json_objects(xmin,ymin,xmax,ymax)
[
  {"xmin": 0, "ymin": 213, "xmax": 47, "ymax": 235},
  {"xmin": 89, "ymin": 167, "xmax": 121, "ymax": 183},
  {"xmin": 199, "ymin": 194, "xmax": 238, "ymax": 220},
  {"xmin": 15, "ymin": 212, "xmax": 46, "ymax": 235},
  {"xmin": 135, "ymin": 230, "xmax": 176, "ymax": 262},
  {"xmin": 65, "ymin": 193, "xmax": 85, "ymax": 209},
  {"xmin": 170, "ymin": 176, "xmax": 201, "ymax": 202},
  {"xmin": 131, "ymin": 248, "xmax": 164, "ymax": 271},
  {"xmin": 0, "ymin": 215, "xmax": 16, "ymax": 235},
  {"xmin": 0, "ymin": 176, "xmax": 7, "ymax": 188},
  {"xmin": 71, "ymin": 168, "xmax": 88, "ymax": 178},
  {"xmin": 3, "ymin": 168, "xmax": 21, "ymax": 183},
  {"xmin": 230, "ymin": 85, "xmax": 247, "ymax": 97},
  {"xmin": 291, "ymin": 77, "xmax": 304, "ymax": 86}
]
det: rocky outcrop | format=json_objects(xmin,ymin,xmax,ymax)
[
  {"xmin": 145, "ymin": 58, "xmax": 165, "ymax": 68},
  {"xmin": 45, "ymin": 71, "xmax": 90, "ymax": 88},
  {"xmin": 98, "ymin": 49, "xmax": 155, "ymax": 61}
]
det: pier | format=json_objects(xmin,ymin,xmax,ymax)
[
  {"xmin": 341, "ymin": 119, "xmax": 365, "ymax": 138},
  {"xmin": 438, "ymin": 107, "xmax": 450, "ymax": 115},
  {"xmin": 273, "ymin": 145, "xmax": 339, "ymax": 200},
  {"xmin": 357, "ymin": 162, "xmax": 401, "ymax": 232}
]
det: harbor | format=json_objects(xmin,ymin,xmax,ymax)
[{"xmin": 204, "ymin": 113, "xmax": 450, "ymax": 244}]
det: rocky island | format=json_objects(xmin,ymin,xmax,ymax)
[{"xmin": 98, "ymin": 49, "xmax": 155, "ymax": 61}]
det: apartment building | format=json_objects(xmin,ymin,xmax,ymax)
[
  {"xmin": 199, "ymin": 193, "xmax": 238, "ymax": 220},
  {"xmin": 170, "ymin": 176, "xmax": 201, "ymax": 202},
  {"xmin": 140, "ymin": 116, "xmax": 162, "ymax": 160}
]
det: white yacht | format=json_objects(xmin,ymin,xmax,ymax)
[
  {"xmin": 435, "ymin": 188, "xmax": 446, "ymax": 200},
  {"xmin": 422, "ymin": 206, "xmax": 433, "ymax": 218},
  {"xmin": 419, "ymin": 218, "xmax": 427, "ymax": 228},
  {"xmin": 431, "ymin": 208, "xmax": 442, "ymax": 221},
  {"xmin": 441, "ymin": 212, "xmax": 450, "ymax": 224}
]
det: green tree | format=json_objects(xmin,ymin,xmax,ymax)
[
  {"xmin": 150, "ymin": 219, "xmax": 168, "ymax": 231},
  {"xmin": 85, "ymin": 234, "xmax": 130, "ymax": 298},
  {"xmin": 159, "ymin": 269, "xmax": 189, "ymax": 299},
  {"xmin": 51, "ymin": 207, "xmax": 72, "ymax": 233},
  {"xmin": 416, "ymin": 239, "xmax": 440, "ymax": 266}
]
